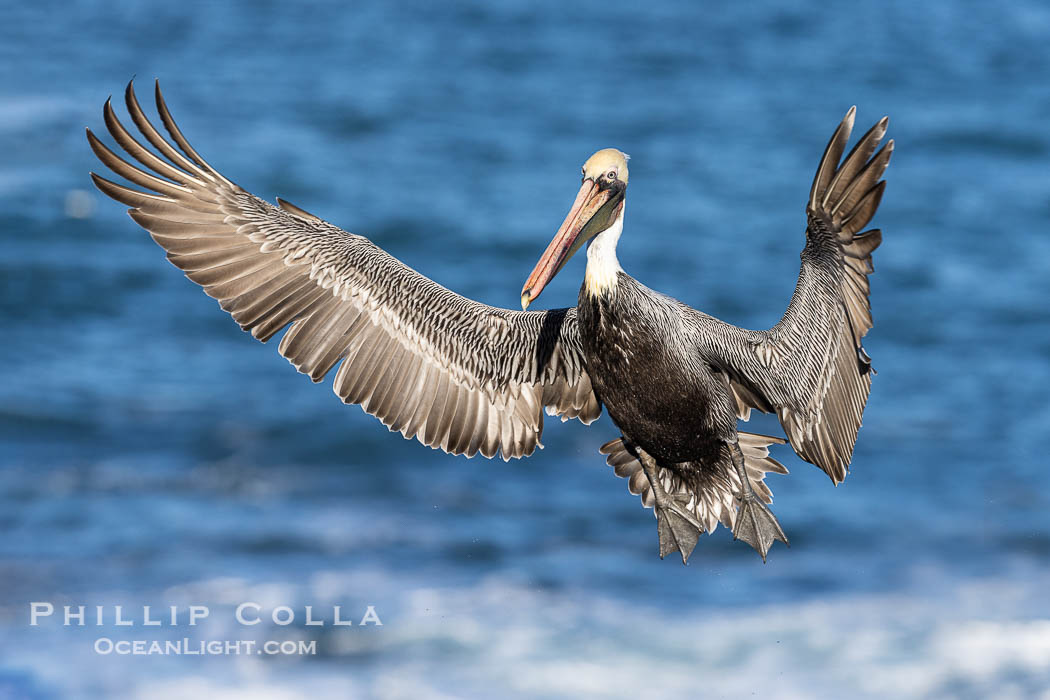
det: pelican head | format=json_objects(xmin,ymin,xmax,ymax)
[{"xmin": 521, "ymin": 148, "xmax": 629, "ymax": 310}]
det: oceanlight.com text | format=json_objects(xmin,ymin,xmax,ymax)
[{"xmin": 94, "ymin": 638, "xmax": 318, "ymax": 656}]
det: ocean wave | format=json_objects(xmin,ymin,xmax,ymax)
[{"xmin": 4, "ymin": 568, "xmax": 1048, "ymax": 699}]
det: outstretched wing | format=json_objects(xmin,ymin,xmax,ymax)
[
  {"xmin": 88, "ymin": 81, "xmax": 601, "ymax": 460},
  {"xmin": 700, "ymin": 108, "xmax": 892, "ymax": 483}
]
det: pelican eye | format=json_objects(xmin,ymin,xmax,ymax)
[{"xmin": 606, "ymin": 170, "xmax": 617, "ymax": 180}]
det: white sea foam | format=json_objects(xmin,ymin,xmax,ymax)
[{"xmin": 5, "ymin": 567, "xmax": 1048, "ymax": 699}]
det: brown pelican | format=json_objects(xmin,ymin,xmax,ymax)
[{"xmin": 88, "ymin": 81, "xmax": 891, "ymax": 563}]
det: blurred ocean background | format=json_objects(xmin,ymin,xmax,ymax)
[{"xmin": 1, "ymin": 1, "xmax": 1049, "ymax": 698}]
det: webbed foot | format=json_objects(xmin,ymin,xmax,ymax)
[
  {"xmin": 733, "ymin": 494, "xmax": 788, "ymax": 562},
  {"xmin": 636, "ymin": 451, "xmax": 704, "ymax": 565},
  {"xmin": 655, "ymin": 494, "xmax": 702, "ymax": 564}
]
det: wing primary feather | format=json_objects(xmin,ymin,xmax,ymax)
[
  {"xmin": 89, "ymin": 172, "xmax": 171, "ymax": 208},
  {"xmin": 184, "ymin": 253, "xmax": 275, "ymax": 288},
  {"xmin": 153, "ymin": 80, "xmax": 237, "ymax": 188},
  {"xmin": 226, "ymin": 272, "xmax": 313, "ymax": 322},
  {"xmin": 822, "ymin": 116, "xmax": 888, "ymax": 209},
  {"xmin": 103, "ymin": 96, "xmax": 209, "ymax": 188},
  {"xmin": 831, "ymin": 141, "xmax": 893, "ymax": 220},
  {"xmin": 123, "ymin": 81, "xmax": 216, "ymax": 184},
  {"xmin": 840, "ymin": 181, "xmax": 887, "ymax": 235},
  {"xmin": 808, "ymin": 106, "xmax": 855, "ymax": 211}
]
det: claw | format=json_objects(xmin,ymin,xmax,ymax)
[{"xmin": 733, "ymin": 496, "xmax": 789, "ymax": 562}]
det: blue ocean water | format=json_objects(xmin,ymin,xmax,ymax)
[{"xmin": 1, "ymin": 1, "xmax": 1048, "ymax": 697}]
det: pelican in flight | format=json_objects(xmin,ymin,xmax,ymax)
[{"xmin": 88, "ymin": 82, "xmax": 891, "ymax": 562}]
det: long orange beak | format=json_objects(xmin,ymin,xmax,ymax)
[{"xmin": 521, "ymin": 179, "xmax": 615, "ymax": 310}]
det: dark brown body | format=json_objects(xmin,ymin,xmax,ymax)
[{"xmin": 577, "ymin": 273, "xmax": 737, "ymax": 473}]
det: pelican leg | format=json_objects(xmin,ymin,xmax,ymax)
[
  {"xmin": 637, "ymin": 449, "xmax": 704, "ymax": 565},
  {"xmin": 729, "ymin": 441, "xmax": 788, "ymax": 562}
]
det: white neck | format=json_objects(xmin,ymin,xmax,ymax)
[{"xmin": 585, "ymin": 205, "xmax": 624, "ymax": 297}]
